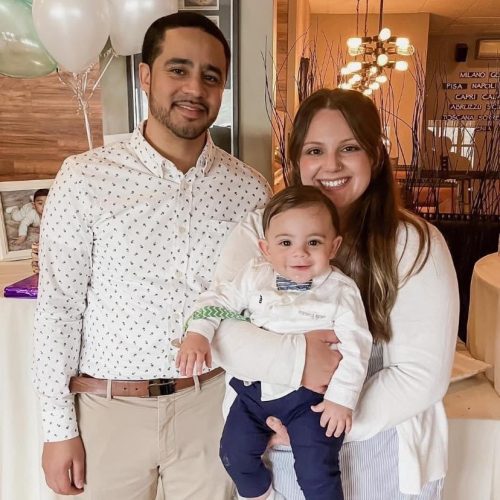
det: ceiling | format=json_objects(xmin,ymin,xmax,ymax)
[{"xmin": 308, "ymin": 0, "xmax": 500, "ymax": 35}]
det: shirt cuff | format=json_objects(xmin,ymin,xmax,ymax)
[
  {"xmin": 324, "ymin": 384, "xmax": 359, "ymax": 410},
  {"xmin": 288, "ymin": 334, "xmax": 306, "ymax": 390},
  {"xmin": 40, "ymin": 396, "xmax": 79, "ymax": 442},
  {"xmin": 186, "ymin": 319, "xmax": 218, "ymax": 342}
]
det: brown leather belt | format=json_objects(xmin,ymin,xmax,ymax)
[{"xmin": 69, "ymin": 367, "xmax": 224, "ymax": 398}]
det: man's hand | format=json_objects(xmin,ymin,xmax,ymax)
[
  {"xmin": 311, "ymin": 400, "xmax": 352, "ymax": 437},
  {"xmin": 302, "ymin": 330, "xmax": 342, "ymax": 393},
  {"xmin": 175, "ymin": 331, "xmax": 212, "ymax": 376},
  {"xmin": 42, "ymin": 436, "xmax": 85, "ymax": 495}
]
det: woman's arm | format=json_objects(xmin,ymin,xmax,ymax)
[
  {"xmin": 345, "ymin": 224, "xmax": 459, "ymax": 442},
  {"xmin": 210, "ymin": 210, "xmax": 340, "ymax": 390}
]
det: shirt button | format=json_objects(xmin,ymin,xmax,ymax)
[
  {"xmin": 179, "ymin": 226, "xmax": 187, "ymax": 235},
  {"xmin": 175, "ymin": 270, "xmax": 183, "ymax": 279}
]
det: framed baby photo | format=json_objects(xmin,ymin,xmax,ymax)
[{"xmin": 0, "ymin": 179, "xmax": 53, "ymax": 261}]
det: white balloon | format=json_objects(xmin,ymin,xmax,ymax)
[
  {"xmin": 32, "ymin": 0, "xmax": 110, "ymax": 73},
  {"xmin": 108, "ymin": 0, "xmax": 178, "ymax": 56}
]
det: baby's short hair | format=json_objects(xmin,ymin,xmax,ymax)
[
  {"xmin": 262, "ymin": 186, "xmax": 340, "ymax": 234},
  {"xmin": 33, "ymin": 189, "xmax": 49, "ymax": 201}
]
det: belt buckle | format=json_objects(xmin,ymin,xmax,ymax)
[{"xmin": 148, "ymin": 378, "xmax": 175, "ymax": 396}]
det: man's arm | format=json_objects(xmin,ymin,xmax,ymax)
[{"xmin": 33, "ymin": 159, "xmax": 94, "ymax": 492}]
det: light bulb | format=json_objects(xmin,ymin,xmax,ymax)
[
  {"xmin": 369, "ymin": 82, "xmax": 380, "ymax": 90},
  {"xmin": 348, "ymin": 46, "xmax": 365, "ymax": 56},
  {"xmin": 363, "ymin": 88, "xmax": 373, "ymax": 96},
  {"xmin": 347, "ymin": 37, "xmax": 362, "ymax": 49},
  {"xmin": 395, "ymin": 60, "xmax": 409, "ymax": 71},
  {"xmin": 395, "ymin": 37, "xmax": 409, "ymax": 49},
  {"xmin": 375, "ymin": 74, "xmax": 388, "ymax": 83},
  {"xmin": 339, "ymin": 83, "xmax": 351, "ymax": 89},
  {"xmin": 369, "ymin": 65, "xmax": 379, "ymax": 75},
  {"xmin": 396, "ymin": 44, "xmax": 415, "ymax": 56},
  {"xmin": 340, "ymin": 67, "xmax": 350, "ymax": 75},
  {"xmin": 352, "ymin": 74, "xmax": 362, "ymax": 82},
  {"xmin": 377, "ymin": 53, "xmax": 389, "ymax": 66},
  {"xmin": 378, "ymin": 28, "xmax": 391, "ymax": 41},
  {"xmin": 347, "ymin": 61, "xmax": 362, "ymax": 72}
]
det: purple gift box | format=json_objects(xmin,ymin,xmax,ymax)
[{"xmin": 3, "ymin": 273, "xmax": 39, "ymax": 298}]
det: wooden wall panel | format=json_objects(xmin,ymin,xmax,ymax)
[
  {"xmin": 276, "ymin": 0, "xmax": 288, "ymax": 112},
  {"xmin": 0, "ymin": 67, "xmax": 103, "ymax": 181}
]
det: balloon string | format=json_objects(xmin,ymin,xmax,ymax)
[
  {"xmin": 56, "ymin": 53, "xmax": 116, "ymax": 151},
  {"xmin": 80, "ymin": 97, "xmax": 93, "ymax": 150},
  {"xmin": 89, "ymin": 50, "xmax": 116, "ymax": 99}
]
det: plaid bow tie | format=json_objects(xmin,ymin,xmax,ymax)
[{"xmin": 276, "ymin": 275, "xmax": 313, "ymax": 291}]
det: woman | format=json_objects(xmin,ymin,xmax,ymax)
[{"xmin": 212, "ymin": 88, "xmax": 459, "ymax": 499}]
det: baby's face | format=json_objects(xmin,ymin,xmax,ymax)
[
  {"xmin": 33, "ymin": 196, "xmax": 47, "ymax": 216},
  {"xmin": 259, "ymin": 204, "xmax": 342, "ymax": 283}
]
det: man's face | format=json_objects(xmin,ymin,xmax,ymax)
[
  {"xmin": 139, "ymin": 27, "xmax": 226, "ymax": 140},
  {"xmin": 33, "ymin": 196, "xmax": 47, "ymax": 216}
]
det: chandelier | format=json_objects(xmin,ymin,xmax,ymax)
[{"xmin": 338, "ymin": 0, "xmax": 414, "ymax": 95}]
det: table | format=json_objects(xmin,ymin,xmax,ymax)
[
  {"xmin": 467, "ymin": 252, "xmax": 500, "ymax": 395},
  {"xmin": 0, "ymin": 261, "xmax": 69, "ymax": 500},
  {"xmin": 443, "ymin": 343, "xmax": 500, "ymax": 500},
  {"xmin": 1, "ymin": 261, "xmax": 500, "ymax": 500}
]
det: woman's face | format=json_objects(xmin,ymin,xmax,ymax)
[{"xmin": 299, "ymin": 108, "xmax": 372, "ymax": 216}]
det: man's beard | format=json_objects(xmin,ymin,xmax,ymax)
[{"xmin": 148, "ymin": 91, "xmax": 216, "ymax": 140}]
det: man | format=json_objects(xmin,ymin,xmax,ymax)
[
  {"xmin": 33, "ymin": 12, "xmax": 270, "ymax": 499},
  {"xmin": 34, "ymin": 11, "xmax": 339, "ymax": 500}
]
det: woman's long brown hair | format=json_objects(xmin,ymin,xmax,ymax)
[{"xmin": 288, "ymin": 89, "xmax": 430, "ymax": 342}]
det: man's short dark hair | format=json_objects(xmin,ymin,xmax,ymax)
[
  {"xmin": 262, "ymin": 186, "xmax": 341, "ymax": 234},
  {"xmin": 34, "ymin": 189, "xmax": 49, "ymax": 201},
  {"xmin": 142, "ymin": 12, "xmax": 231, "ymax": 75}
]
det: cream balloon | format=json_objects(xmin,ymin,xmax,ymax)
[
  {"xmin": 108, "ymin": 0, "xmax": 178, "ymax": 56},
  {"xmin": 32, "ymin": 0, "xmax": 110, "ymax": 73}
]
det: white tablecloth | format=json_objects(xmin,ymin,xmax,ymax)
[
  {"xmin": 467, "ymin": 253, "xmax": 500, "ymax": 395},
  {"xmin": 0, "ymin": 261, "xmax": 70, "ymax": 500},
  {"xmin": 1, "ymin": 261, "xmax": 499, "ymax": 500}
]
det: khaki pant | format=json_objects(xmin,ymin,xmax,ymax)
[{"xmin": 76, "ymin": 373, "xmax": 234, "ymax": 500}]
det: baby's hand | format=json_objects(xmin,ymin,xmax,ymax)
[
  {"xmin": 175, "ymin": 332, "xmax": 212, "ymax": 377},
  {"xmin": 311, "ymin": 400, "xmax": 352, "ymax": 438}
]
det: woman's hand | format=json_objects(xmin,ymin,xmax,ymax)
[
  {"xmin": 302, "ymin": 330, "xmax": 342, "ymax": 393},
  {"xmin": 266, "ymin": 416, "xmax": 291, "ymax": 448}
]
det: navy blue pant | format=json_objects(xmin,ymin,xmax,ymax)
[{"xmin": 219, "ymin": 378, "xmax": 344, "ymax": 500}]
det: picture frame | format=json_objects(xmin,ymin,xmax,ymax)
[
  {"xmin": 126, "ymin": 0, "xmax": 239, "ymax": 156},
  {"xmin": 181, "ymin": 0, "xmax": 219, "ymax": 10},
  {"xmin": 0, "ymin": 179, "xmax": 53, "ymax": 261}
]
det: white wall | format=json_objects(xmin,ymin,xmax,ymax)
[
  {"xmin": 99, "ymin": 52, "xmax": 130, "ymax": 139},
  {"xmin": 239, "ymin": 0, "xmax": 274, "ymax": 182}
]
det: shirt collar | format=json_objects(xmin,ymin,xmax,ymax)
[{"xmin": 129, "ymin": 121, "xmax": 218, "ymax": 178}]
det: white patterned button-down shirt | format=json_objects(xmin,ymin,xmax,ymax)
[{"xmin": 33, "ymin": 123, "xmax": 271, "ymax": 442}]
